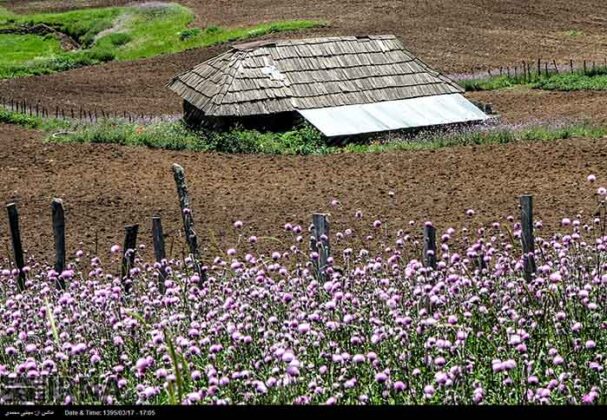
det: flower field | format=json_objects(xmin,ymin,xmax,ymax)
[{"xmin": 1, "ymin": 182, "xmax": 606, "ymax": 405}]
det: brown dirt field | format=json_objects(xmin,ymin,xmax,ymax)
[
  {"xmin": 2, "ymin": 122, "xmax": 606, "ymax": 263},
  {"xmin": 3, "ymin": 1, "xmax": 607, "ymax": 120},
  {"xmin": 468, "ymin": 87, "xmax": 607, "ymax": 124}
]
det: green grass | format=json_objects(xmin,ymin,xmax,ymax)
[
  {"xmin": 460, "ymin": 66, "xmax": 607, "ymax": 92},
  {"xmin": 3, "ymin": 107, "xmax": 606, "ymax": 155},
  {"xmin": 0, "ymin": 33, "xmax": 62, "ymax": 65},
  {"xmin": 564, "ymin": 29, "xmax": 583, "ymax": 38},
  {"xmin": 0, "ymin": 108, "xmax": 70, "ymax": 130},
  {"xmin": 533, "ymin": 72, "xmax": 607, "ymax": 91},
  {"xmin": 0, "ymin": 3, "xmax": 326, "ymax": 79}
]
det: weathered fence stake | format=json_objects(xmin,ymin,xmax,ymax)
[
  {"xmin": 311, "ymin": 213, "xmax": 330, "ymax": 279},
  {"xmin": 6, "ymin": 203, "xmax": 25, "ymax": 291},
  {"xmin": 520, "ymin": 195, "xmax": 536, "ymax": 282},
  {"xmin": 152, "ymin": 216, "xmax": 167, "ymax": 293},
  {"xmin": 121, "ymin": 224, "xmax": 139, "ymax": 293},
  {"xmin": 172, "ymin": 163, "xmax": 203, "ymax": 278},
  {"xmin": 51, "ymin": 198, "xmax": 66, "ymax": 289},
  {"xmin": 423, "ymin": 223, "xmax": 437, "ymax": 269}
]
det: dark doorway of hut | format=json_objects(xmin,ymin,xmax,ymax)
[{"xmin": 183, "ymin": 100, "xmax": 301, "ymax": 132}]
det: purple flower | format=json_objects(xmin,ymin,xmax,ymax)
[
  {"xmin": 423, "ymin": 385, "xmax": 436, "ymax": 398},
  {"xmin": 393, "ymin": 381, "xmax": 406, "ymax": 392},
  {"xmin": 375, "ymin": 372, "xmax": 388, "ymax": 383}
]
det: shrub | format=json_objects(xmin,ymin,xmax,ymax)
[
  {"xmin": 105, "ymin": 32, "xmax": 132, "ymax": 47},
  {"xmin": 86, "ymin": 48, "xmax": 116, "ymax": 63},
  {"xmin": 178, "ymin": 28, "xmax": 201, "ymax": 41}
]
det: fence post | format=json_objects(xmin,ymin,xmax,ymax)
[
  {"xmin": 520, "ymin": 195, "xmax": 536, "ymax": 282},
  {"xmin": 172, "ymin": 163, "xmax": 203, "ymax": 279},
  {"xmin": 152, "ymin": 216, "xmax": 167, "ymax": 293},
  {"xmin": 51, "ymin": 198, "xmax": 66, "ymax": 289},
  {"xmin": 6, "ymin": 203, "xmax": 25, "ymax": 291},
  {"xmin": 423, "ymin": 223, "xmax": 437, "ymax": 269},
  {"xmin": 553, "ymin": 59, "xmax": 559, "ymax": 74},
  {"xmin": 121, "ymin": 224, "xmax": 139, "ymax": 293},
  {"xmin": 311, "ymin": 213, "xmax": 330, "ymax": 279}
]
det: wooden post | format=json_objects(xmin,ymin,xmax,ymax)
[
  {"xmin": 553, "ymin": 59, "xmax": 559, "ymax": 74},
  {"xmin": 152, "ymin": 216, "xmax": 167, "ymax": 293},
  {"xmin": 537, "ymin": 58, "xmax": 541, "ymax": 77},
  {"xmin": 172, "ymin": 163, "xmax": 203, "ymax": 278},
  {"xmin": 51, "ymin": 199, "xmax": 66, "ymax": 289},
  {"xmin": 6, "ymin": 203, "xmax": 25, "ymax": 291},
  {"xmin": 520, "ymin": 195, "xmax": 536, "ymax": 282},
  {"xmin": 477, "ymin": 253, "xmax": 487, "ymax": 271},
  {"xmin": 570, "ymin": 59, "xmax": 574, "ymax": 73},
  {"xmin": 423, "ymin": 223, "xmax": 437, "ymax": 269},
  {"xmin": 311, "ymin": 213, "xmax": 330, "ymax": 279},
  {"xmin": 544, "ymin": 62, "xmax": 548, "ymax": 77},
  {"xmin": 583, "ymin": 60, "xmax": 587, "ymax": 74},
  {"xmin": 121, "ymin": 224, "xmax": 139, "ymax": 293}
]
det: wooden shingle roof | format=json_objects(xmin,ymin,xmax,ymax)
[{"xmin": 167, "ymin": 35, "xmax": 463, "ymax": 116}]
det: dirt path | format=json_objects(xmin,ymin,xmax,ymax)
[{"xmin": 2, "ymin": 122, "xmax": 606, "ymax": 262}]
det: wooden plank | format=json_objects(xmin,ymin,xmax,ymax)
[
  {"xmin": 51, "ymin": 198, "xmax": 66, "ymax": 289},
  {"xmin": 152, "ymin": 216, "xmax": 167, "ymax": 294},
  {"xmin": 311, "ymin": 213, "xmax": 330, "ymax": 279},
  {"xmin": 172, "ymin": 163, "xmax": 204, "ymax": 279},
  {"xmin": 6, "ymin": 203, "xmax": 25, "ymax": 291},
  {"xmin": 520, "ymin": 195, "xmax": 536, "ymax": 281},
  {"xmin": 121, "ymin": 224, "xmax": 139, "ymax": 293},
  {"xmin": 423, "ymin": 223, "xmax": 437, "ymax": 269}
]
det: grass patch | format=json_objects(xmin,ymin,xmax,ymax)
[
  {"xmin": 564, "ymin": 29, "xmax": 583, "ymax": 38},
  {"xmin": 0, "ymin": 3, "xmax": 326, "ymax": 79},
  {"xmin": 0, "ymin": 33, "xmax": 62, "ymax": 65},
  {"xmin": 3, "ymin": 108, "xmax": 606, "ymax": 155},
  {"xmin": 460, "ymin": 66, "xmax": 607, "ymax": 92},
  {"xmin": 533, "ymin": 71, "xmax": 607, "ymax": 91},
  {"xmin": 0, "ymin": 108, "xmax": 70, "ymax": 130}
]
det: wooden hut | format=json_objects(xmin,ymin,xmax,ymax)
[{"xmin": 167, "ymin": 35, "xmax": 488, "ymax": 136}]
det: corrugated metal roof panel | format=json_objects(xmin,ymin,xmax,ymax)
[{"xmin": 298, "ymin": 93, "xmax": 488, "ymax": 137}]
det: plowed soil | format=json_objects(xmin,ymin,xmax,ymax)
[
  {"xmin": 3, "ymin": 1, "xmax": 607, "ymax": 120},
  {"xmin": 2, "ymin": 122, "xmax": 606, "ymax": 262}
]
